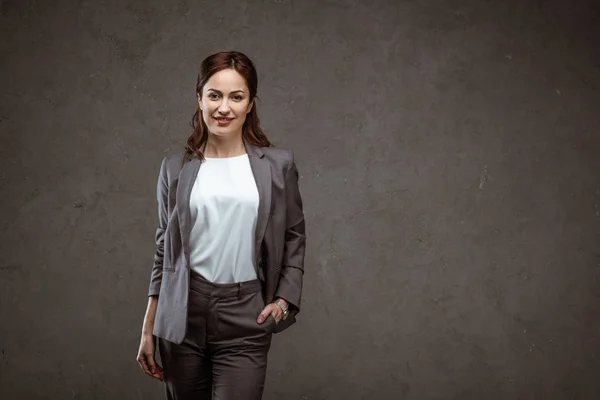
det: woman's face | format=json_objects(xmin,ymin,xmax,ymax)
[{"xmin": 198, "ymin": 68, "xmax": 254, "ymax": 138}]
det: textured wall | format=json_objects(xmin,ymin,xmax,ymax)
[{"xmin": 1, "ymin": 0, "xmax": 599, "ymax": 399}]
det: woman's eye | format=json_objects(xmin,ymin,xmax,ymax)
[{"xmin": 207, "ymin": 93, "xmax": 242, "ymax": 100}]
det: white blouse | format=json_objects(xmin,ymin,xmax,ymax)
[{"xmin": 188, "ymin": 154, "xmax": 259, "ymax": 283}]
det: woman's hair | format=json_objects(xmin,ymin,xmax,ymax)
[{"xmin": 183, "ymin": 51, "xmax": 271, "ymax": 164}]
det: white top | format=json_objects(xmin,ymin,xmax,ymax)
[{"xmin": 188, "ymin": 154, "xmax": 259, "ymax": 283}]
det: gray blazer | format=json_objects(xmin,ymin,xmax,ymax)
[{"xmin": 147, "ymin": 140, "xmax": 306, "ymax": 344}]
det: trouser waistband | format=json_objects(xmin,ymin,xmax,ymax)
[{"xmin": 189, "ymin": 269, "xmax": 262, "ymax": 298}]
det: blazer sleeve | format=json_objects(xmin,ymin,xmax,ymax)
[
  {"xmin": 148, "ymin": 156, "xmax": 169, "ymax": 297},
  {"xmin": 274, "ymin": 150, "xmax": 306, "ymax": 314}
]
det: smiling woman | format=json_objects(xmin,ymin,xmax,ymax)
[
  {"xmin": 198, "ymin": 71, "xmax": 253, "ymax": 137},
  {"xmin": 136, "ymin": 51, "xmax": 307, "ymax": 400},
  {"xmin": 182, "ymin": 52, "xmax": 273, "ymax": 164}
]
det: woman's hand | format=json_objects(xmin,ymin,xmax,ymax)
[
  {"xmin": 257, "ymin": 298, "xmax": 289, "ymax": 325},
  {"xmin": 136, "ymin": 332, "xmax": 164, "ymax": 381},
  {"xmin": 137, "ymin": 296, "xmax": 163, "ymax": 381}
]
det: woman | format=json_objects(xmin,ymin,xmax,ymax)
[{"xmin": 136, "ymin": 51, "xmax": 306, "ymax": 400}]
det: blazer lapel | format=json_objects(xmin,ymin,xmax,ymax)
[
  {"xmin": 245, "ymin": 142, "xmax": 272, "ymax": 266},
  {"xmin": 176, "ymin": 140, "xmax": 272, "ymax": 270},
  {"xmin": 176, "ymin": 156, "xmax": 201, "ymax": 264}
]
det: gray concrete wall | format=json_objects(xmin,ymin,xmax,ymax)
[{"xmin": 1, "ymin": 0, "xmax": 599, "ymax": 399}]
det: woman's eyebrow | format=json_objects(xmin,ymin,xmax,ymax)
[{"xmin": 207, "ymin": 89, "xmax": 245, "ymax": 94}]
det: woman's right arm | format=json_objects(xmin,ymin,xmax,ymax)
[
  {"xmin": 148, "ymin": 156, "xmax": 169, "ymax": 297},
  {"xmin": 137, "ymin": 157, "xmax": 169, "ymax": 381}
]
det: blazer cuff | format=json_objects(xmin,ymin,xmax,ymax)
[
  {"xmin": 274, "ymin": 266, "xmax": 303, "ymax": 314},
  {"xmin": 148, "ymin": 278, "xmax": 161, "ymax": 297}
]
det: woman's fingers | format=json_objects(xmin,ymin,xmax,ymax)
[
  {"xmin": 146, "ymin": 352, "xmax": 158, "ymax": 374},
  {"xmin": 150, "ymin": 360, "xmax": 164, "ymax": 380},
  {"xmin": 138, "ymin": 352, "xmax": 164, "ymax": 381},
  {"xmin": 137, "ymin": 353, "xmax": 152, "ymax": 375},
  {"xmin": 257, "ymin": 303, "xmax": 282, "ymax": 324},
  {"xmin": 137, "ymin": 336, "xmax": 164, "ymax": 381},
  {"xmin": 257, "ymin": 304, "xmax": 272, "ymax": 324}
]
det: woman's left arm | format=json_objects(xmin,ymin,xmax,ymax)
[{"xmin": 273, "ymin": 150, "xmax": 306, "ymax": 315}]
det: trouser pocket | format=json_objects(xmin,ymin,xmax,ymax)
[{"xmin": 215, "ymin": 289, "xmax": 275, "ymax": 342}]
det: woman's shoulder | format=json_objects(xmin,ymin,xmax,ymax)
[
  {"xmin": 156, "ymin": 152, "xmax": 187, "ymax": 178},
  {"xmin": 161, "ymin": 152, "xmax": 186, "ymax": 165},
  {"xmin": 260, "ymin": 145, "xmax": 294, "ymax": 166}
]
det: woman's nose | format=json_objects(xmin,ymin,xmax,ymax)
[{"xmin": 218, "ymin": 100, "xmax": 230, "ymax": 112}]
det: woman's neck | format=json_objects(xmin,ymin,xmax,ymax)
[{"xmin": 204, "ymin": 135, "xmax": 246, "ymax": 158}]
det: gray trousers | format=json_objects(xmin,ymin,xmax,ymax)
[{"xmin": 158, "ymin": 270, "xmax": 276, "ymax": 400}]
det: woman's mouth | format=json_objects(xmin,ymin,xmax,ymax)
[{"xmin": 215, "ymin": 117, "xmax": 233, "ymax": 126}]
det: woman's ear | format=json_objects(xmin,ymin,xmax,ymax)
[{"xmin": 247, "ymin": 98, "xmax": 255, "ymax": 114}]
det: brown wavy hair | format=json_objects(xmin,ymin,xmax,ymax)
[{"xmin": 182, "ymin": 51, "xmax": 271, "ymax": 166}]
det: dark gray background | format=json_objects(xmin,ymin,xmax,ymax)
[{"xmin": 1, "ymin": 0, "xmax": 599, "ymax": 399}]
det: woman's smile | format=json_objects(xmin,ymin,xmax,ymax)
[{"xmin": 215, "ymin": 117, "xmax": 233, "ymax": 126}]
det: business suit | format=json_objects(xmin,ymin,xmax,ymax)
[{"xmin": 147, "ymin": 139, "xmax": 306, "ymax": 398}]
